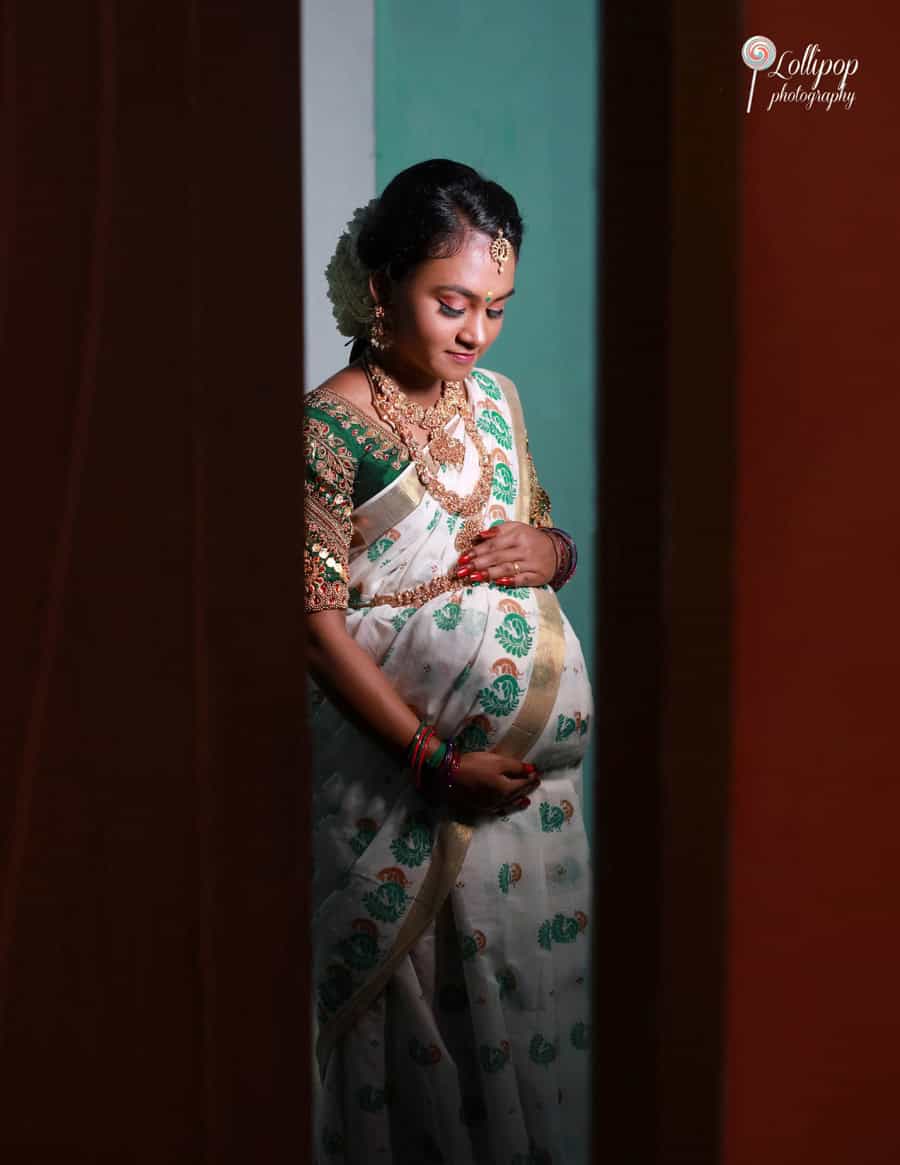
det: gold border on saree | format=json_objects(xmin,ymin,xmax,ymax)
[
  {"xmin": 357, "ymin": 571, "xmax": 464, "ymax": 610},
  {"xmin": 493, "ymin": 370, "xmax": 532, "ymax": 525},
  {"xmin": 315, "ymin": 817, "xmax": 473, "ymax": 1077}
]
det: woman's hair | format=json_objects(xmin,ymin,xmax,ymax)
[{"xmin": 348, "ymin": 159, "xmax": 524, "ymax": 364}]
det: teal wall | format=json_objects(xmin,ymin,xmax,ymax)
[{"xmin": 375, "ymin": 0, "xmax": 598, "ymax": 835}]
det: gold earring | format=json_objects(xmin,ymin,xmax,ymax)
[
  {"xmin": 368, "ymin": 303, "xmax": 391, "ymax": 351},
  {"xmin": 489, "ymin": 229, "xmax": 512, "ymax": 276}
]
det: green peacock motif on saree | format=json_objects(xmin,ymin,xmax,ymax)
[
  {"xmin": 570, "ymin": 1021, "xmax": 592, "ymax": 1051},
  {"xmin": 349, "ymin": 817, "xmax": 377, "ymax": 856},
  {"xmin": 390, "ymin": 607, "xmax": 417, "ymax": 633},
  {"xmin": 528, "ymin": 1033, "xmax": 558, "ymax": 1068},
  {"xmin": 477, "ymin": 408, "xmax": 513, "ymax": 450},
  {"xmin": 555, "ymin": 714, "xmax": 577, "ymax": 741},
  {"xmin": 491, "ymin": 461, "xmax": 517, "ymax": 505},
  {"xmin": 472, "ymin": 369, "xmax": 502, "ymax": 400},
  {"xmin": 555, "ymin": 712, "xmax": 591, "ymax": 741},
  {"xmin": 357, "ymin": 1084, "xmax": 387, "ymax": 1113},
  {"xmin": 390, "ymin": 817, "xmax": 433, "ymax": 867},
  {"xmin": 318, "ymin": 963, "xmax": 354, "ymax": 1014},
  {"xmin": 552, "ymin": 913, "xmax": 582, "ymax": 943},
  {"xmin": 367, "ymin": 534, "xmax": 395, "ymax": 562},
  {"xmin": 479, "ymin": 1041, "xmax": 511, "ymax": 1074},
  {"xmin": 488, "ymin": 582, "xmax": 530, "ymax": 599},
  {"xmin": 495, "ymin": 612, "xmax": 534, "ymax": 658},
  {"xmin": 459, "ymin": 930, "xmax": 487, "ymax": 960},
  {"xmin": 497, "ymin": 862, "xmax": 522, "ymax": 894},
  {"xmin": 458, "ymin": 718, "xmax": 490, "ymax": 752},
  {"xmin": 362, "ymin": 882, "xmax": 409, "ymax": 923},
  {"xmin": 337, "ymin": 929, "xmax": 379, "ymax": 972},
  {"xmin": 477, "ymin": 673, "xmax": 522, "ymax": 717},
  {"xmin": 539, "ymin": 801, "xmax": 565, "ymax": 832},
  {"xmin": 433, "ymin": 600, "xmax": 462, "ymax": 631},
  {"xmin": 537, "ymin": 911, "xmax": 587, "ymax": 951}
]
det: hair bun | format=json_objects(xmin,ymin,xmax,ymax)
[{"xmin": 324, "ymin": 198, "xmax": 381, "ymax": 339}]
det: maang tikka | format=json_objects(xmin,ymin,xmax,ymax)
[{"xmin": 489, "ymin": 228, "xmax": 512, "ymax": 275}]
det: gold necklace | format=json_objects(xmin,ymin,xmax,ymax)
[
  {"xmin": 377, "ymin": 371, "xmax": 467, "ymax": 469},
  {"xmin": 401, "ymin": 381, "xmax": 465, "ymax": 432},
  {"xmin": 364, "ymin": 357, "xmax": 493, "ymax": 550}
]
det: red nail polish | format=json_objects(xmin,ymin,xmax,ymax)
[
  {"xmin": 458, "ymin": 553, "xmax": 473, "ymax": 564},
  {"xmin": 497, "ymin": 577, "xmax": 513, "ymax": 586},
  {"xmin": 470, "ymin": 571, "xmax": 486, "ymax": 582},
  {"xmin": 456, "ymin": 566, "xmax": 471, "ymax": 578},
  {"xmin": 515, "ymin": 797, "xmax": 531, "ymax": 809}
]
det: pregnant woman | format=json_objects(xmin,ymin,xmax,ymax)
[{"xmin": 306, "ymin": 159, "xmax": 592, "ymax": 1165}]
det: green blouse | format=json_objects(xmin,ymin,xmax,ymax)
[{"xmin": 303, "ymin": 384, "xmax": 553, "ymax": 613}]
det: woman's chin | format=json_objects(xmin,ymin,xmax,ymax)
[{"xmin": 441, "ymin": 354, "xmax": 478, "ymax": 378}]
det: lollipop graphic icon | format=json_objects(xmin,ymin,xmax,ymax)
[{"xmin": 741, "ymin": 36, "xmax": 777, "ymax": 113}]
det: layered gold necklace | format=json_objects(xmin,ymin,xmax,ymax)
[{"xmin": 363, "ymin": 356, "xmax": 493, "ymax": 552}]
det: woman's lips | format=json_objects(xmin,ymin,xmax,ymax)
[{"xmin": 447, "ymin": 351, "xmax": 476, "ymax": 363}]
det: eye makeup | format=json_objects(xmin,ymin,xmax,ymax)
[{"xmin": 439, "ymin": 301, "xmax": 505, "ymax": 320}]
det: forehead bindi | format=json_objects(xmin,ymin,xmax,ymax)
[{"xmin": 434, "ymin": 282, "xmax": 516, "ymax": 305}]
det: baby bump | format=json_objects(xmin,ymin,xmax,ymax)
[{"xmin": 356, "ymin": 585, "xmax": 592, "ymax": 770}]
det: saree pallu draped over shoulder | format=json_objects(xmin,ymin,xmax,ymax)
[{"xmin": 306, "ymin": 368, "xmax": 593, "ymax": 1165}]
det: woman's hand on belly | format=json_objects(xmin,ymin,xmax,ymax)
[
  {"xmin": 446, "ymin": 750, "xmax": 541, "ymax": 815},
  {"xmin": 455, "ymin": 520, "xmax": 556, "ymax": 587},
  {"xmin": 308, "ymin": 612, "xmax": 542, "ymax": 814}
]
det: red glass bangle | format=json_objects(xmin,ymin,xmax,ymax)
[{"xmin": 413, "ymin": 726, "xmax": 437, "ymax": 789}]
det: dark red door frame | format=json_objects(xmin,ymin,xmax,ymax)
[
  {"xmin": 593, "ymin": 1, "xmax": 739, "ymax": 1161},
  {"xmin": 1, "ymin": 4, "xmax": 310, "ymax": 1161}
]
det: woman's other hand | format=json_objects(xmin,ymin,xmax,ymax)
[
  {"xmin": 446, "ymin": 750, "xmax": 541, "ymax": 815},
  {"xmin": 455, "ymin": 521, "xmax": 556, "ymax": 587}
]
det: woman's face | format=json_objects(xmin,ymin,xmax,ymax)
[{"xmin": 369, "ymin": 228, "xmax": 517, "ymax": 388}]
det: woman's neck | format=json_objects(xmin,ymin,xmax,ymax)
[{"xmin": 361, "ymin": 349, "xmax": 443, "ymax": 402}]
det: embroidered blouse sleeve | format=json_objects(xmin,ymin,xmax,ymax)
[
  {"xmin": 304, "ymin": 402, "xmax": 357, "ymax": 612},
  {"xmin": 525, "ymin": 437, "xmax": 554, "ymax": 529}
]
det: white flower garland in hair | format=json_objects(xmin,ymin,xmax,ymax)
[{"xmin": 324, "ymin": 197, "xmax": 381, "ymax": 339}]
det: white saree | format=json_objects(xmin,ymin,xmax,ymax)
[{"xmin": 307, "ymin": 367, "xmax": 592, "ymax": 1165}]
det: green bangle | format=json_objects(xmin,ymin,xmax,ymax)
[
  {"xmin": 404, "ymin": 719, "xmax": 431, "ymax": 766},
  {"xmin": 424, "ymin": 739, "xmax": 447, "ymax": 769}
]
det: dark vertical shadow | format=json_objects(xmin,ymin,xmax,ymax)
[
  {"xmin": 593, "ymin": 1, "xmax": 670, "ymax": 1156},
  {"xmin": 658, "ymin": 1, "xmax": 738, "ymax": 1159},
  {"xmin": 190, "ymin": 2, "xmax": 310, "ymax": 1158},
  {"xmin": 0, "ymin": 3, "xmax": 309, "ymax": 1161},
  {"xmin": 188, "ymin": 4, "xmax": 309, "ymax": 1160},
  {"xmin": 592, "ymin": 0, "xmax": 738, "ymax": 1161}
]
